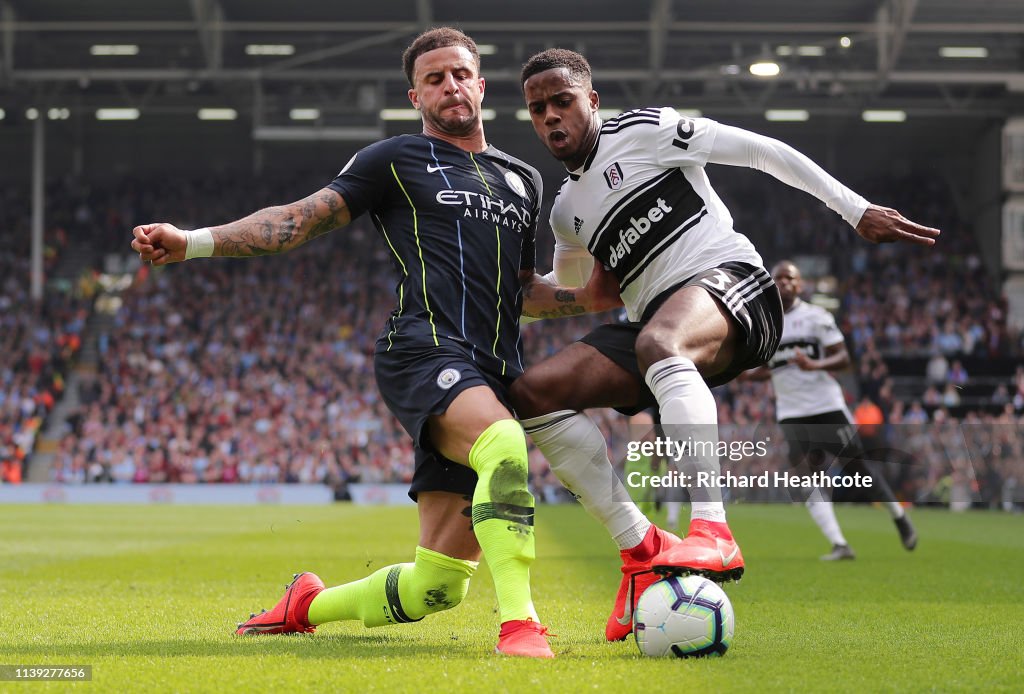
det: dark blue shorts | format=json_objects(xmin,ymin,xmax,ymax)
[{"xmin": 374, "ymin": 335, "xmax": 515, "ymax": 501}]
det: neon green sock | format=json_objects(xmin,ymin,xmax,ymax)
[
  {"xmin": 468, "ymin": 419, "xmax": 539, "ymax": 624},
  {"xmin": 306, "ymin": 546, "xmax": 477, "ymax": 627}
]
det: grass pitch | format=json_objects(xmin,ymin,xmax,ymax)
[{"xmin": 1, "ymin": 503, "xmax": 1021, "ymax": 692}]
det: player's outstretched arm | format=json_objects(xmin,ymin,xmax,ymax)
[
  {"xmin": 131, "ymin": 187, "xmax": 351, "ymax": 266},
  {"xmin": 706, "ymin": 124, "xmax": 941, "ymax": 245},
  {"xmin": 855, "ymin": 204, "xmax": 939, "ymax": 246},
  {"xmin": 520, "ymin": 261, "xmax": 623, "ymax": 320}
]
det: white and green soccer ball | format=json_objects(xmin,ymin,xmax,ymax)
[{"xmin": 633, "ymin": 575, "xmax": 735, "ymax": 658}]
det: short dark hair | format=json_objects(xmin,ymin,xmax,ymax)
[
  {"xmin": 520, "ymin": 48, "xmax": 593, "ymax": 89},
  {"xmin": 772, "ymin": 259, "xmax": 799, "ymax": 274},
  {"xmin": 402, "ymin": 27, "xmax": 480, "ymax": 86}
]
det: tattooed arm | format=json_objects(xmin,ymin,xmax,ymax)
[
  {"xmin": 519, "ymin": 260, "xmax": 623, "ymax": 320},
  {"xmin": 131, "ymin": 187, "xmax": 351, "ymax": 265}
]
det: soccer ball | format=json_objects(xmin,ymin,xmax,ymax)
[{"xmin": 633, "ymin": 575, "xmax": 735, "ymax": 658}]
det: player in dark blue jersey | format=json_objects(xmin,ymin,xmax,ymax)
[{"xmin": 131, "ymin": 27, "xmax": 619, "ymax": 659}]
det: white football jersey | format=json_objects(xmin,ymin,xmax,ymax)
[
  {"xmin": 768, "ymin": 298, "xmax": 850, "ymax": 420},
  {"xmin": 549, "ymin": 107, "xmax": 763, "ymax": 321}
]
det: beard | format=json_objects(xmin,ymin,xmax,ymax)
[{"xmin": 423, "ymin": 103, "xmax": 479, "ymax": 137}]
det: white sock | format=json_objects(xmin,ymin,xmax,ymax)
[
  {"xmin": 665, "ymin": 501, "xmax": 682, "ymax": 528},
  {"xmin": 805, "ymin": 498, "xmax": 848, "ymax": 546},
  {"xmin": 645, "ymin": 356, "xmax": 726, "ymax": 524},
  {"xmin": 522, "ymin": 410, "xmax": 651, "ymax": 550},
  {"xmin": 885, "ymin": 501, "xmax": 905, "ymax": 519}
]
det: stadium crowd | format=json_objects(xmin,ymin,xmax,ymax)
[
  {"xmin": 0, "ymin": 183, "xmax": 86, "ymax": 484},
  {"xmin": 2, "ymin": 168, "xmax": 1018, "ymax": 508}
]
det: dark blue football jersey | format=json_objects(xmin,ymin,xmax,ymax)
[{"xmin": 329, "ymin": 134, "xmax": 541, "ymax": 378}]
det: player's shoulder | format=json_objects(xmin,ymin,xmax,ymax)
[
  {"xmin": 600, "ymin": 107, "xmax": 665, "ymax": 134},
  {"xmin": 341, "ymin": 134, "xmax": 419, "ymax": 169},
  {"xmin": 796, "ymin": 300, "xmax": 839, "ymax": 326},
  {"xmin": 484, "ymin": 146, "xmax": 543, "ymax": 190},
  {"xmin": 792, "ymin": 299, "xmax": 823, "ymax": 316},
  {"xmin": 485, "ymin": 145, "xmax": 538, "ymax": 176}
]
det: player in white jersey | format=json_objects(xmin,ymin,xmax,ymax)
[
  {"xmin": 508, "ymin": 48, "xmax": 938, "ymax": 641},
  {"xmin": 743, "ymin": 261, "xmax": 917, "ymax": 560}
]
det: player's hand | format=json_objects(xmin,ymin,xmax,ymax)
[
  {"xmin": 583, "ymin": 261, "xmax": 624, "ymax": 312},
  {"xmin": 855, "ymin": 205, "xmax": 940, "ymax": 246},
  {"xmin": 792, "ymin": 349, "xmax": 816, "ymax": 370},
  {"xmin": 131, "ymin": 223, "xmax": 188, "ymax": 266}
]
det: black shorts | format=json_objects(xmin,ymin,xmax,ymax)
[
  {"xmin": 779, "ymin": 409, "xmax": 898, "ymax": 502},
  {"xmin": 579, "ymin": 262, "xmax": 783, "ymax": 415},
  {"xmin": 779, "ymin": 409, "xmax": 864, "ymax": 471},
  {"xmin": 374, "ymin": 335, "xmax": 514, "ymax": 501}
]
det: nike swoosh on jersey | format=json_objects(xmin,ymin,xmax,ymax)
[
  {"xmin": 615, "ymin": 581, "xmax": 634, "ymax": 625},
  {"xmin": 426, "ymin": 164, "xmax": 452, "ymax": 173},
  {"xmin": 717, "ymin": 539, "xmax": 739, "ymax": 567}
]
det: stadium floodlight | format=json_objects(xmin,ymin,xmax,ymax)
[
  {"xmin": 765, "ymin": 109, "xmax": 809, "ymax": 122},
  {"xmin": 96, "ymin": 108, "xmax": 140, "ymax": 121},
  {"xmin": 379, "ymin": 109, "xmax": 421, "ymax": 121},
  {"xmin": 862, "ymin": 110, "xmax": 906, "ymax": 122},
  {"xmin": 289, "ymin": 108, "xmax": 320, "ymax": 121},
  {"xmin": 721, "ymin": 64, "xmax": 741, "ymax": 75},
  {"xmin": 380, "ymin": 108, "xmax": 496, "ymax": 121},
  {"xmin": 775, "ymin": 46, "xmax": 793, "ymax": 56},
  {"xmin": 939, "ymin": 47, "xmax": 988, "ymax": 59},
  {"xmin": 245, "ymin": 44, "xmax": 295, "ymax": 56},
  {"xmin": 47, "ymin": 108, "xmax": 70, "ymax": 120},
  {"xmin": 515, "ymin": 109, "xmax": 531, "ymax": 121},
  {"xmin": 797, "ymin": 46, "xmax": 825, "ymax": 56},
  {"xmin": 749, "ymin": 62, "xmax": 780, "ymax": 77},
  {"xmin": 253, "ymin": 126, "xmax": 384, "ymax": 141},
  {"xmin": 476, "ymin": 44, "xmax": 498, "ymax": 55},
  {"xmin": 839, "ymin": 36, "xmax": 852, "ymax": 48},
  {"xmin": 198, "ymin": 108, "xmax": 238, "ymax": 121},
  {"xmin": 0, "ymin": 108, "xmax": 4, "ymax": 120},
  {"xmin": 90, "ymin": 44, "xmax": 139, "ymax": 56},
  {"xmin": 26, "ymin": 107, "xmax": 39, "ymax": 120}
]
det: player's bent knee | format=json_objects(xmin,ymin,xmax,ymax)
[{"xmin": 635, "ymin": 327, "xmax": 678, "ymax": 371}]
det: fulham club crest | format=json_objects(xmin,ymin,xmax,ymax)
[{"xmin": 603, "ymin": 162, "xmax": 624, "ymax": 190}]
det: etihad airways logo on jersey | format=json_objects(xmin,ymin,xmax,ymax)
[
  {"xmin": 606, "ymin": 199, "xmax": 673, "ymax": 269},
  {"xmin": 435, "ymin": 190, "xmax": 531, "ymax": 232}
]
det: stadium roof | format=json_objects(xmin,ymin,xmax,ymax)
[{"xmin": 0, "ymin": 0, "xmax": 1021, "ymax": 130}]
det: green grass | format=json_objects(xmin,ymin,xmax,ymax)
[{"xmin": 1, "ymin": 504, "xmax": 1021, "ymax": 692}]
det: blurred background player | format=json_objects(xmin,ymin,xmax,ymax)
[
  {"xmin": 510, "ymin": 48, "xmax": 938, "ymax": 640},
  {"xmin": 743, "ymin": 260, "xmax": 917, "ymax": 559},
  {"xmin": 131, "ymin": 27, "xmax": 617, "ymax": 659},
  {"xmin": 622, "ymin": 410, "xmax": 666, "ymax": 520}
]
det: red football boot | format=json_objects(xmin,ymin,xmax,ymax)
[
  {"xmin": 235, "ymin": 572, "xmax": 324, "ymax": 635},
  {"xmin": 651, "ymin": 519, "xmax": 744, "ymax": 582},
  {"xmin": 606, "ymin": 525, "xmax": 683, "ymax": 641},
  {"xmin": 495, "ymin": 619, "xmax": 555, "ymax": 658}
]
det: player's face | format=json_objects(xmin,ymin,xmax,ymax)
[
  {"xmin": 772, "ymin": 264, "xmax": 803, "ymax": 307},
  {"xmin": 408, "ymin": 46, "xmax": 485, "ymax": 138},
  {"xmin": 523, "ymin": 68, "xmax": 600, "ymax": 170}
]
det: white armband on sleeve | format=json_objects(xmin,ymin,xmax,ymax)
[
  {"xmin": 707, "ymin": 124, "xmax": 869, "ymax": 228},
  {"xmin": 184, "ymin": 227, "xmax": 214, "ymax": 260}
]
